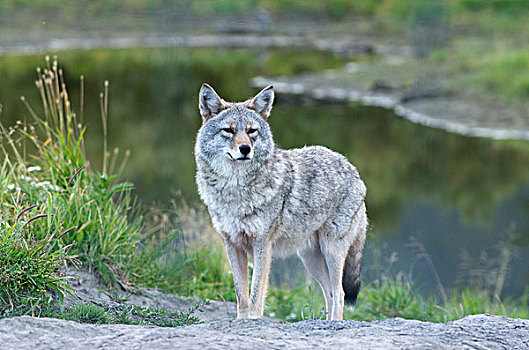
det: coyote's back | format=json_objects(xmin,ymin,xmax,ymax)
[{"xmin": 194, "ymin": 83, "xmax": 367, "ymax": 320}]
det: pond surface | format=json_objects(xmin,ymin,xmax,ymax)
[{"xmin": 1, "ymin": 47, "xmax": 529, "ymax": 298}]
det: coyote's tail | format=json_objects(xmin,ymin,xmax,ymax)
[
  {"xmin": 342, "ymin": 203, "xmax": 367, "ymax": 309},
  {"xmin": 342, "ymin": 246, "xmax": 362, "ymax": 309}
]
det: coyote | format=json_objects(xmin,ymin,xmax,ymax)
[{"xmin": 194, "ymin": 83, "xmax": 367, "ymax": 320}]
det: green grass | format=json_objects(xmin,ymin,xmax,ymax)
[
  {"xmin": 12, "ymin": 60, "xmax": 139, "ymax": 283},
  {"xmin": 264, "ymin": 275, "xmax": 529, "ymax": 322},
  {"xmin": 0, "ymin": 190, "xmax": 73, "ymax": 317},
  {"xmin": 58, "ymin": 299, "xmax": 206, "ymax": 326},
  {"xmin": 443, "ymin": 43, "xmax": 529, "ymax": 100},
  {"xmin": 132, "ymin": 237, "xmax": 236, "ymax": 302}
]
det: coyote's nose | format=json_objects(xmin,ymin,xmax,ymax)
[{"xmin": 239, "ymin": 144, "xmax": 251, "ymax": 156}]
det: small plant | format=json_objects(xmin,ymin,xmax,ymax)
[
  {"xmin": 65, "ymin": 303, "xmax": 110, "ymax": 324},
  {"xmin": 266, "ymin": 284, "xmax": 326, "ymax": 321},
  {"xmin": 99, "ymin": 288, "xmax": 131, "ymax": 304},
  {"xmin": 351, "ymin": 275, "xmax": 436, "ymax": 321},
  {"xmin": 60, "ymin": 300, "xmax": 207, "ymax": 326}
]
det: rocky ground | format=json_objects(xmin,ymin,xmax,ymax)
[
  {"xmin": 1, "ymin": 313, "xmax": 528, "ymax": 349},
  {"xmin": 1, "ymin": 269, "xmax": 527, "ymax": 349}
]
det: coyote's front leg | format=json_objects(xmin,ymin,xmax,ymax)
[
  {"xmin": 248, "ymin": 237, "xmax": 273, "ymax": 318},
  {"xmin": 223, "ymin": 239, "xmax": 249, "ymax": 318}
]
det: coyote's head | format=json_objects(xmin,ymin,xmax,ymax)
[{"xmin": 195, "ymin": 83, "xmax": 275, "ymax": 173}]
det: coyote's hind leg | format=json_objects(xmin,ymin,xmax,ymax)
[
  {"xmin": 298, "ymin": 241, "xmax": 333, "ymax": 320},
  {"xmin": 320, "ymin": 238, "xmax": 349, "ymax": 320}
]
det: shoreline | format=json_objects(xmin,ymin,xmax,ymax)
[
  {"xmin": 0, "ymin": 34, "xmax": 401, "ymax": 57},
  {"xmin": 252, "ymin": 76, "xmax": 529, "ymax": 141},
  {"xmin": 2, "ymin": 33, "xmax": 528, "ymax": 142}
]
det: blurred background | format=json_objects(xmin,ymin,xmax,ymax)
[{"xmin": 1, "ymin": 0, "xmax": 529, "ymax": 302}]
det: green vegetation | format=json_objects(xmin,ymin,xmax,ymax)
[
  {"xmin": 0, "ymin": 57, "xmax": 209, "ymax": 326},
  {"xmin": 442, "ymin": 43, "xmax": 529, "ymax": 100},
  {"xmin": 1, "ymin": 57, "xmax": 142, "ymax": 286},
  {"xmin": 59, "ymin": 299, "xmax": 205, "ymax": 326},
  {"xmin": 132, "ymin": 232, "xmax": 236, "ymax": 301},
  {"xmin": 0, "ymin": 191, "xmax": 72, "ymax": 317},
  {"xmin": 266, "ymin": 277, "xmax": 529, "ymax": 322}
]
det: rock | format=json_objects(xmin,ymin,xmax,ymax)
[{"xmin": 0, "ymin": 314, "xmax": 527, "ymax": 349}]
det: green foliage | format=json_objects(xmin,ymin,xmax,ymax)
[
  {"xmin": 353, "ymin": 277, "xmax": 437, "ymax": 321},
  {"xmin": 351, "ymin": 277, "xmax": 529, "ymax": 322},
  {"xmin": 64, "ymin": 303, "xmax": 110, "ymax": 324},
  {"xmin": 0, "ymin": 57, "xmax": 209, "ymax": 325},
  {"xmin": 456, "ymin": 0, "xmax": 529, "ymax": 15},
  {"xmin": 449, "ymin": 47, "xmax": 529, "ymax": 99},
  {"xmin": 439, "ymin": 288, "xmax": 529, "ymax": 321},
  {"xmin": 132, "ymin": 228, "xmax": 235, "ymax": 302},
  {"xmin": 104, "ymin": 301, "xmax": 206, "ymax": 327},
  {"xmin": 266, "ymin": 284, "xmax": 326, "ymax": 321},
  {"xmin": 191, "ymin": 0, "xmax": 259, "ymax": 14},
  {"xmin": 56, "ymin": 299, "xmax": 206, "ymax": 326},
  {"xmin": 264, "ymin": 273, "xmax": 529, "ymax": 322},
  {"xmin": 0, "ymin": 193, "xmax": 72, "ymax": 317}
]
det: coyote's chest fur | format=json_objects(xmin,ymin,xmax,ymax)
[{"xmin": 196, "ymin": 153, "xmax": 290, "ymax": 253}]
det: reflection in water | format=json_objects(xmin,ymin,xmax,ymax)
[{"xmin": 1, "ymin": 47, "xmax": 528, "ymax": 297}]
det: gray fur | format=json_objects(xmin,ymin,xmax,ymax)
[{"xmin": 195, "ymin": 84, "xmax": 367, "ymax": 320}]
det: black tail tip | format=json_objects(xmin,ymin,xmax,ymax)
[{"xmin": 344, "ymin": 279, "xmax": 361, "ymax": 308}]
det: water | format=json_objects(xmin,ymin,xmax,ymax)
[{"xmin": 1, "ymin": 47, "xmax": 528, "ymax": 298}]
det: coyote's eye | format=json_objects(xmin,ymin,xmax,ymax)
[
  {"xmin": 220, "ymin": 128, "xmax": 235, "ymax": 135},
  {"xmin": 248, "ymin": 128, "xmax": 258, "ymax": 135}
]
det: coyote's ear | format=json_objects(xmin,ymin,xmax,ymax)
[
  {"xmin": 199, "ymin": 83, "xmax": 227, "ymax": 122},
  {"xmin": 247, "ymin": 85, "xmax": 274, "ymax": 119}
]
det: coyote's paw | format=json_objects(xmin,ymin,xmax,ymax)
[
  {"xmin": 237, "ymin": 308, "xmax": 249, "ymax": 319},
  {"xmin": 247, "ymin": 311, "xmax": 262, "ymax": 319}
]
